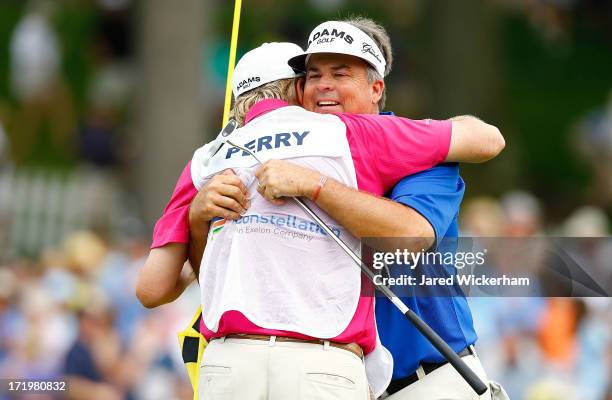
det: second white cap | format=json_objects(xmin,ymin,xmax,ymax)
[{"xmin": 232, "ymin": 42, "xmax": 304, "ymax": 98}]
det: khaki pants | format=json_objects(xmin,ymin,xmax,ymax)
[
  {"xmin": 383, "ymin": 354, "xmax": 493, "ymax": 400},
  {"xmin": 199, "ymin": 337, "xmax": 371, "ymax": 400}
]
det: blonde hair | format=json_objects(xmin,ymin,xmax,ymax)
[{"xmin": 230, "ymin": 78, "xmax": 297, "ymax": 126}]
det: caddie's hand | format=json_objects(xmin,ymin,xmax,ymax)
[
  {"xmin": 255, "ymin": 159, "xmax": 319, "ymax": 205},
  {"xmin": 189, "ymin": 169, "xmax": 249, "ymax": 223}
]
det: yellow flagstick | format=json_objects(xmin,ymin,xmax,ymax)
[
  {"xmin": 179, "ymin": 2, "xmax": 243, "ymax": 399},
  {"xmin": 222, "ymin": 0, "xmax": 243, "ymax": 126}
]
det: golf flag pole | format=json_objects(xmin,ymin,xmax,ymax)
[
  {"xmin": 179, "ymin": 3, "xmax": 242, "ymax": 400},
  {"xmin": 222, "ymin": 0, "xmax": 243, "ymax": 127}
]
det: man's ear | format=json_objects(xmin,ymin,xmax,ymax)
[
  {"xmin": 371, "ymin": 80, "xmax": 384, "ymax": 105},
  {"xmin": 296, "ymin": 77, "xmax": 306, "ymax": 106}
]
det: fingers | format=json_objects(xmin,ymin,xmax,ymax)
[
  {"xmin": 254, "ymin": 164, "xmax": 265, "ymax": 182},
  {"xmin": 255, "ymin": 179, "xmax": 286, "ymax": 206},
  {"xmin": 264, "ymin": 184, "xmax": 281, "ymax": 201},
  {"xmin": 216, "ymin": 183, "xmax": 249, "ymax": 209},
  {"xmin": 217, "ymin": 174, "xmax": 249, "ymax": 196},
  {"xmin": 207, "ymin": 173, "xmax": 249, "ymax": 209},
  {"xmin": 207, "ymin": 204, "xmax": 242, "ymax": 221},
  {"xmin": 212, "ymin": 192, "xmax": 246, "ymax": 216},
  {"xmin": 255, "ymin": 161, "xmax": 279, "ymax": 200},
  {"xmin": 203, "ymin": 183, "xmax": 248, "ymax": 220},
  {"xmin": 216, "ymin": 164, "xmax": 292, "ymax": 208},
  {"xmin": 192, "ymin": 171, "xmax": 252, "ymax": 222},
  {"xmin": 256, "ymin": 179, "xmax": 269, "ymax": 199},
  {"xmin": 269, "ymin": 197, "xmax": 286, "ymax": 206},
  {"xmin": 220, "ymin": 169, "xmax": 249, "ymax": 196},
  {"xmin": 256, "ymin": 162, "xmax": 286, "ymax": 205}
]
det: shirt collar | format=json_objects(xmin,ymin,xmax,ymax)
[
  {"xmin": 244, "ymin": 100, "xmax": 392, "ymax": 124},
  {"xmin": 244, "ymin": 99, "xmax": 289, "ymax": 124}
]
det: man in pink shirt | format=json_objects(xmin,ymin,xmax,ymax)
[{"xmin": 137, "ymin": 33, "xmax": 504, "ymax": 398}]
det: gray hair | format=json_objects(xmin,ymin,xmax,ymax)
[
  {"xmin": 230, "ymin": 78, "xmax": 297, "ymax": 126},
  {"xmin": 343, "ymin": 16, "xmax": 393, "ymax": 110}
]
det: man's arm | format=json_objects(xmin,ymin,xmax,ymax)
[
  {"xmin": 255, "ymin": 160, "xmax": 435, "ymax": 251},
  {"xmin": 445, "ymin": 116, "xmax": 505, "ymax": 163},
  {"xmin": 136, "ymin": 243, "xmax": 195, "ymax": 308},
  {"xmin": 136, "ymin": 169, "xmax": 248, "ymax": 308},
  {"xmin": 254, "ymin": 159, "xmax": 466, "ymax": 252},
  {"xmin": 136, "ymin": 162, "xmax": 196, "ymax": 308},
  {"xmin": 254, "ymin": 112, "xmax": 500, "ymax": 245},
  {"xmin": 340, "ymin": 113, "xmax": 504, "ymax": 170},
  {"xmin": 316, "ymin": 179, "xmax": 436, "ymax": 252},
  {"xmin": 317, "ymin": 164, "xmax": 464, "ymax": 251},
  {"xmin": 187, "ymin": 217, "xmax": 208, "ymax": 279}
]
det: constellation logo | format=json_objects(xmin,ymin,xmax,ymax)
[
  {"xmin": 236, "ymin": 213, "xmax": 341, "ymax": 237},
  {"xmin": 210, "ymin": 218, "xmax": 226, "ymax": 237}
]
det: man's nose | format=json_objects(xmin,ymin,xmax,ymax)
[{"xmin": 316, "ymin": 75, "xmax": 334, "ymax": 91}]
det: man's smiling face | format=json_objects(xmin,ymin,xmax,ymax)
[{"xmin": 299, "ymin": 53, "xmax": 383, "ymax": 115}]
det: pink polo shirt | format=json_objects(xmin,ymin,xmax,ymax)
[{"xmin": 151, "ymin": 99, "xmax": 451, "ymax": 353}]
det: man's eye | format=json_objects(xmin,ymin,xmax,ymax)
[{"xmin": 308, "ymin": 74, "xmax": 321, "ymax": 79}]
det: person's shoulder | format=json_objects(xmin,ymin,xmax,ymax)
[
  {"xmin": 280, "ymin": 106, "xmax": 344, "ymax": 124},
  {"xmin": 394, "ymin": 163, "xmax": 461, "ymax": 189},
  {"xmin": 417, "ymin": 163, "xmax": 460, "ymax": 176},
  {"xmin": 337, "ymin": 112, "xmax": 432, "ymax": 128},
  {"xmin": 333, "ymin": 112, "xmax": 385, "ymax": 128}
]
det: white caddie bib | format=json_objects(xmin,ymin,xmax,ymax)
[
  {"xmin": 193, "ymin": 106, "xmax": 360, "ymax": 339},
  {"xmin": 191, "ymin": 105, "xmax": 393, "ymax": 396}
]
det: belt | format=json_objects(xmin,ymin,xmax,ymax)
[
  {"xmin": 386, "ymin": 345, "xmax": 476, "ymax": 395},
  {"xmin": 223, "ymin": 334, "xmax": 364, "ymax": 359}
]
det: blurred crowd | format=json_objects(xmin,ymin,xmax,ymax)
[
  {"xmin": 0, "ymin": 191, "xmax": 610, "ymax": 400},
  {"xmin": 462, "ymin": 192, "xmax": 612, "ymax": 400},
  {"xmin": 0, "ymin": 0, "xmax": 137, "ymax": 259},
  {"xmin": 2, "ymin": 0, "xmax": 132, "ymax": 169},
  {"xmin": 0, "ymin": 1, "xmax": 611, "ymax": 400},
  {"xmin": 0, "ymin": 231, "xmax": 198, "ymax": 400}
]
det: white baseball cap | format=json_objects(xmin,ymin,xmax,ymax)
[
  {"xmin": 232, "ymin": 42, "xmax": 304, "ymax": 98},
  {"xmin": 288, "ymin": 21, "xmax": 387, "ymax": 77}
]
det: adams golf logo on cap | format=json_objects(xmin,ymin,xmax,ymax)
[
  {"xmin": 236, "ymin": 76, "xmax": 261, "ymax": 92},
  {"xmin": 308, "ymin": 27, "xmax": 354, "ymax": 46},
  {"xmin": 289, "ymin": 21, "xmax": 387, "ymax": 77},
  {"xmin": 232, "ymin": 42, "xmax": 304, "ymax": 98}
]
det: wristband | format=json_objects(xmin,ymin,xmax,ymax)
[{"xmin": 311, "ymin": 174, "xmax": 328, "ymax": 203}]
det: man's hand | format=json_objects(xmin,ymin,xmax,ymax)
[
  {"xmin": 187, "ymin": 169, "xmax": 249, "ymax": 274},
  {"xmin": 255, "ymin": 159, "xmax": 320, "ymax": 204},
  {"xmin": 189, "ymin": 169, "xmax": 250, "ymax": 224}
]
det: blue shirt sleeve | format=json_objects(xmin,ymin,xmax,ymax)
[{"xmin": 389, "ymin": 163, "xmax": 464, "ymax": 246}]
